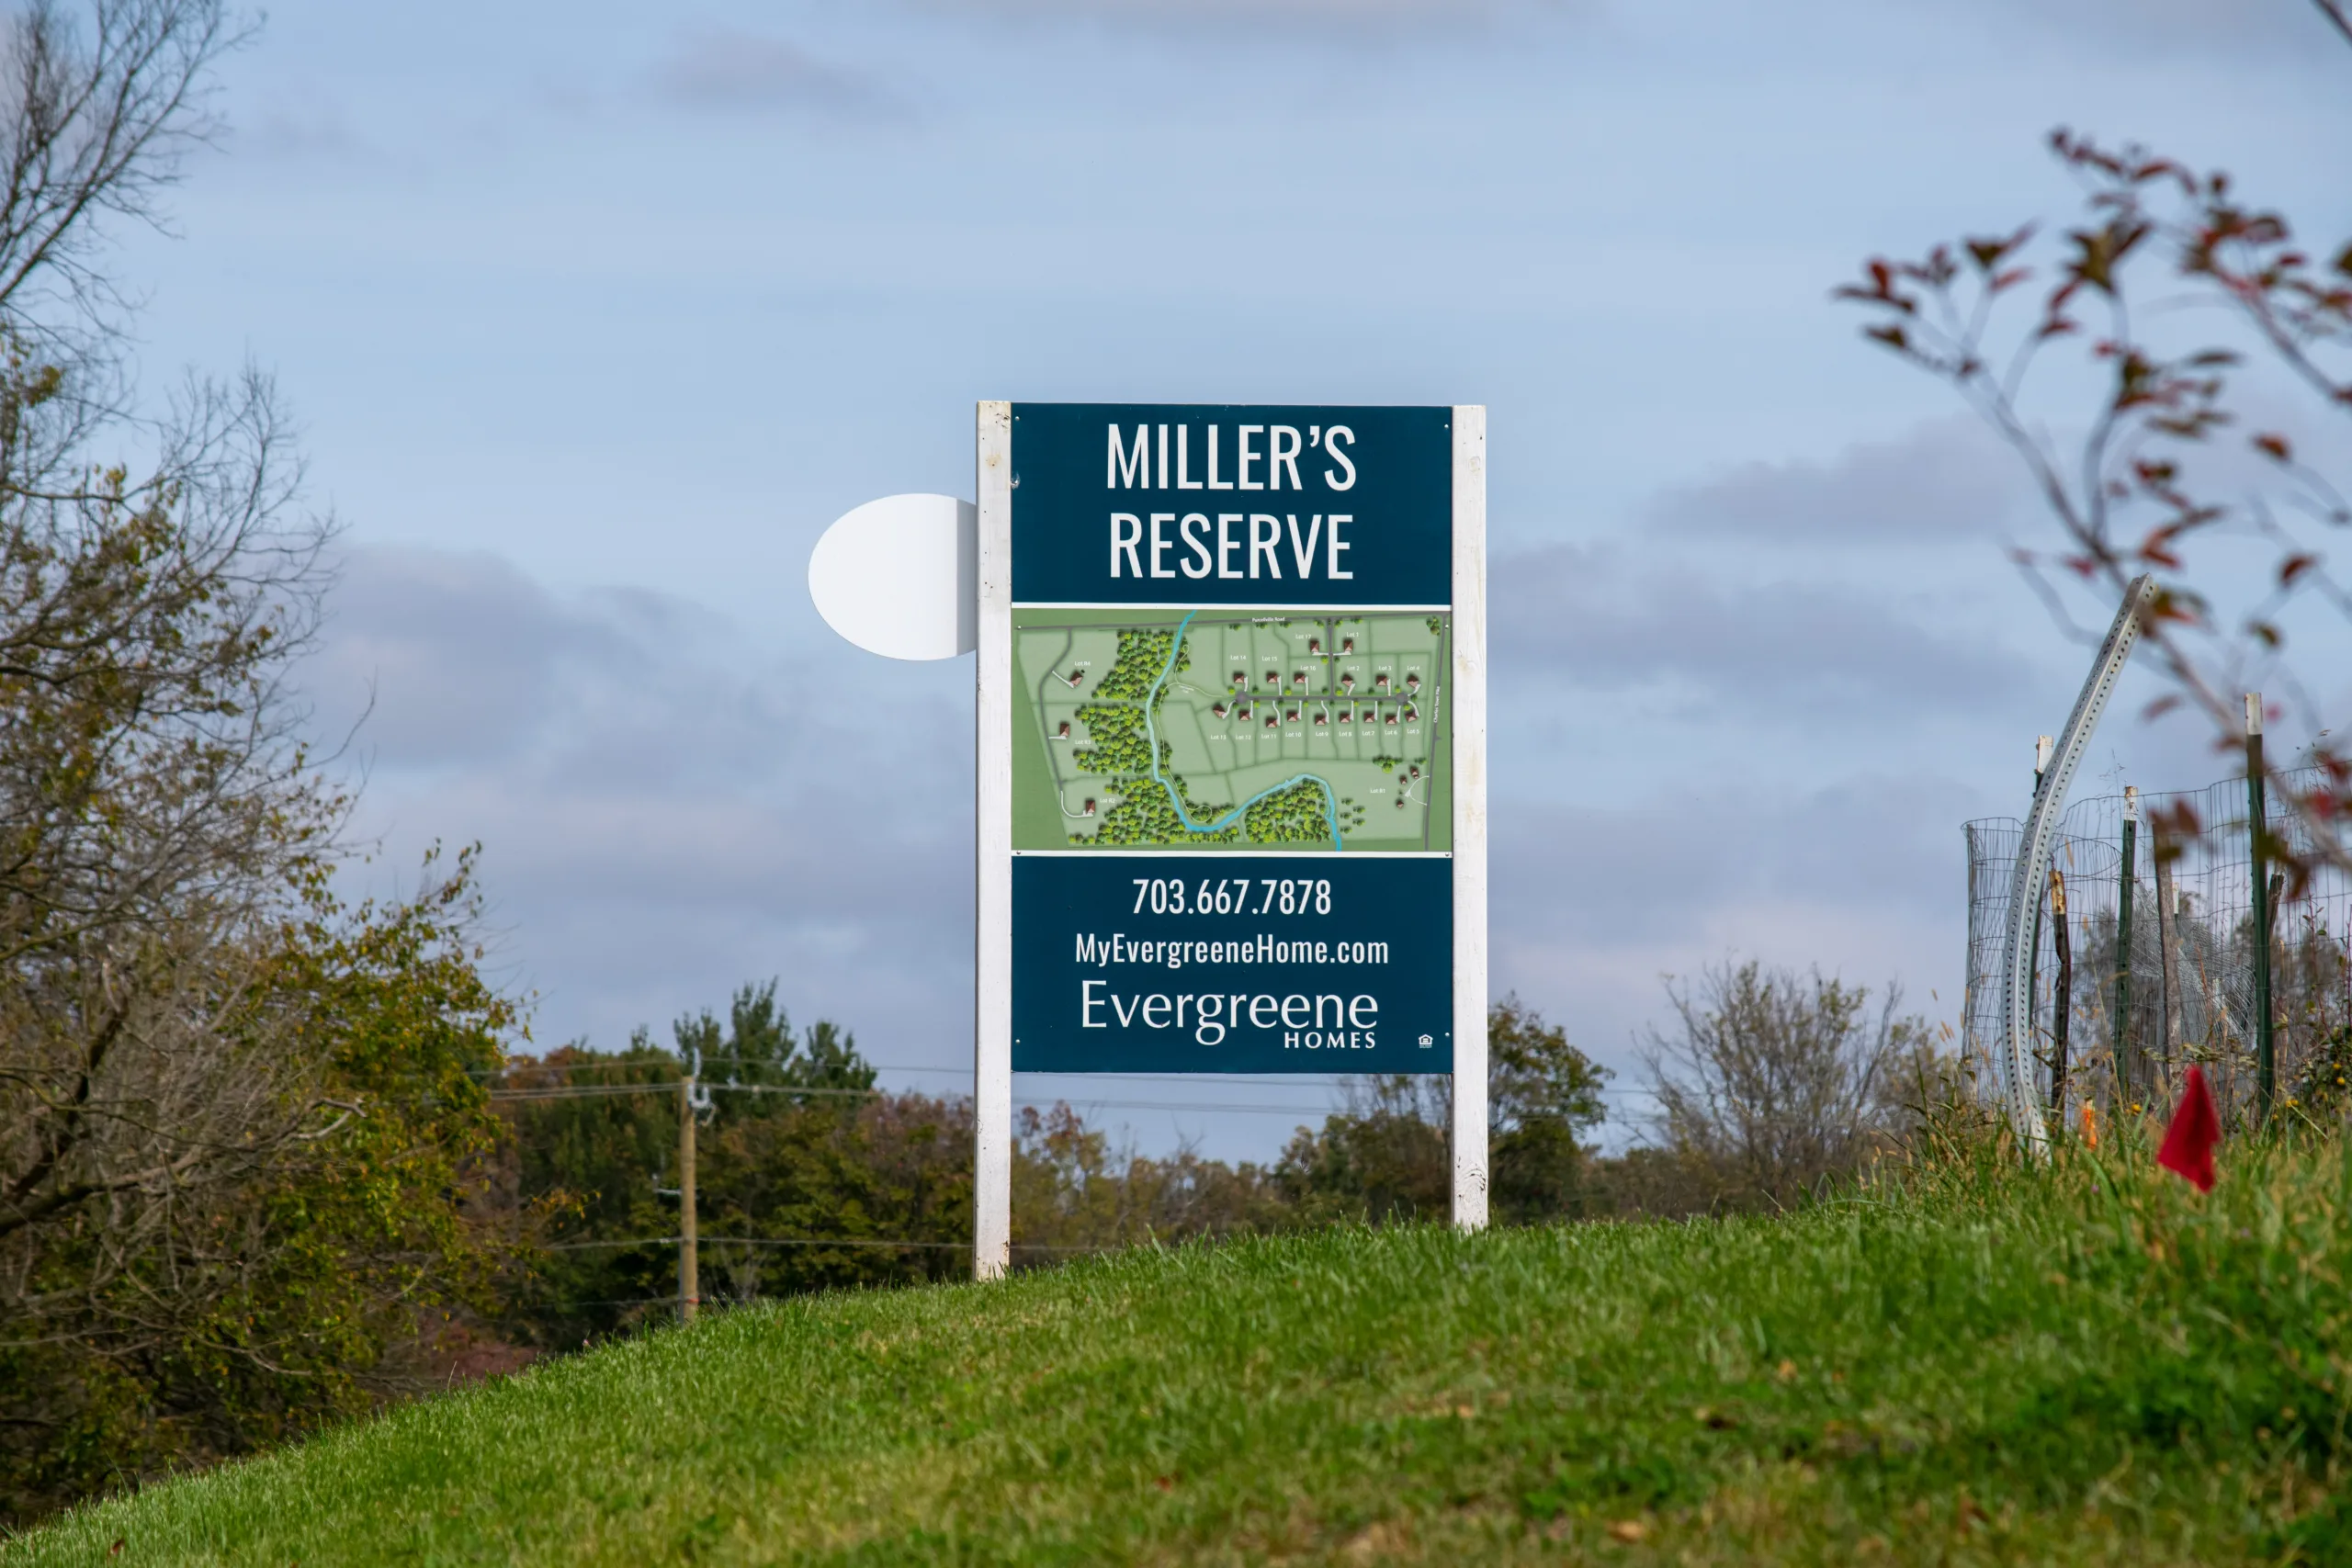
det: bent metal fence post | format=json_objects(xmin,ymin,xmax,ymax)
[{"xmin": 1997, "ymin": 577, "xmax": 2154, "ymax": 1153}]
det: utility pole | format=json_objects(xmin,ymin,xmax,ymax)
[
  {"xmin": 679, "ymin": 1071, "xmax": 699, "ymax": 1324},
  {"xmin": 2246, "ymin": 693, "xmax": 2275, "ymax": 1124}
]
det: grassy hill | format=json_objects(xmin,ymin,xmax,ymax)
[{"xmin": 12, "ymin": 1137, "xmax": 2349, "ymax": 1565}]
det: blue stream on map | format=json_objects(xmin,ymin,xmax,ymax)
[{"xmin": 1143, "ymin": 610, "xmax": 1344, "ymax": 850}]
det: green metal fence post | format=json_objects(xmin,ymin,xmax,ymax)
[
  {"xmin": 2116, "ymin": 785, "xmax": 2137, "ymax": 1102},
  {"xmin": 2247, "ymin": 694, "xmax": 2275, "ymax": 1124}
]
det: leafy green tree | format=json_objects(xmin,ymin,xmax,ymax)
[
  {"xmin": 494, "ymin": 984, "xmax": 968, "ymax": 1347},
  {"xmin": 1489, "ymin": 995, "xmax": 1611, "ymax": 1224},
  {"xmin": 1275, "ymin": 1074, "xmax": 1451, "ymax": 1224},
  {"xmin": 1012, "ymin": 1103, "xmax": 1289, "ymax": 1254},
  {"xmin": 697, "ymin": 1089, "xmax": 971, "ymax": 1301},
  {"xmin": 2, "ymin": 851, "xmax": 522, "ymax": 1524},
  {"xmin": 1275, "ymin": 998, "xmax": 1609, "ymax": 1225},
  {"xmin": 683, "ymin": 984, "xmax": 963, "ymax": 1298},
  {"xmin": 684, "ymin": 981, "xmax": 877, "ymax": 1100},
  {"xmin": 0, "ymin": 0, "xmax": 525, "ymax": 1521},
  {"xmin": 491, "ymin": 1040, "xmax": 682, "ymax": 1347}
]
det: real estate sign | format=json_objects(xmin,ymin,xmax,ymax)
[
  {"xmin": 996, "ymin": 403, "xmax": 1476, "ymax": 1078},
  {"xmin": 974, "ymin": 401, "xmax": 1487, "ymax": 1269}
]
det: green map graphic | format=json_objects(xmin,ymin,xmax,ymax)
[{"xmin": 1012, "ymin": 608, "xmax": 1451, "ymax": 853}]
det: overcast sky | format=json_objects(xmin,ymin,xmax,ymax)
[{"xmin": 116, "ymin": 0, "xmax": 2352, "ymax": 1156}]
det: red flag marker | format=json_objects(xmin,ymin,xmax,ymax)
[{"xmin": 2156, "ymin": 1066, "xmax": 2220, "ymax": 1192}]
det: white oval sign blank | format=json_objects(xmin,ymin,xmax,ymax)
[{"xmin": 808, "ymin": 493, "xmax": 977, "ymax": 660}]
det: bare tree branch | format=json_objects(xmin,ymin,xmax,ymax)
[
  {"xmin": 1837, "ymin": 124, "xmax": 2352, "ymax": 885},
  {"xmin": 1640, "ymin": 962, "xmax": 1934, "ymax": 1209},
  {"xmin": 2312, "ymin": 0, "xmax": 2352, "ymax": 49}
]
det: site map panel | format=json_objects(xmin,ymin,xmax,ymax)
[{"xmin": 1011, "ymin": 607, "xmax": 1452, "ymax": 855}]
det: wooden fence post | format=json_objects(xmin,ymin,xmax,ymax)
[
  {"xmin": 2154, "ymin": 831, "xmax": 2180, "ymax": 1097},
  {"xmin": 2049, "ymin": 868, "xmax": 2073, "ymax": 1115}
]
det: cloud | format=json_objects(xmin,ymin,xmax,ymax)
[
  {"xmin": 1495, "ymin": 780, "xmax": 1969, "ymax": 947},
  {"xmin": 910, "ymin": 0, "xmax": 1583, "ymax": 33},
  {"xmin": 1490, "ymin": 540, "xmax": 2032, "ymax": 710},
  {"xmin": 300, "ymin": 547, "xmax": 2003, "ymax": 1146},
  {"xmin": 311, "ymin": 547, "xmax": 606, "ymax": 767},
  {"xmin": 1645, "ymin": 416, "xmax": 2022, "ymax": 546},
  {"xmin": 1009, "ymin": 0, "xmax": 1529, "ymax": 10},
  {"xmin": 647, "ymin": 28, "xmax": 896, "ymax": 117},
  {"xmin": 1487, "ymin": 779, "xmax": 1976, "ymax": 1073},
  {"xmin": 1911, "ymin": 0, "xmax": 2346, "ymax": 58},
  {"xmin": 304, "ymin": 546, "xmax": 975, "ymax": 1068},
  {"xmin": 234, "ymin": 94, "xmax": 373, "ymax": 164}
]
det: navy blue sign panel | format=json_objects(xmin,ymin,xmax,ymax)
[
  {"xmin": 1010, "ymin": 404, "xmax": 1453, "ymax": 606},
  {"xmin": 1012, "ymin": 853, "xmax": 1453, "ymax": 1074}
]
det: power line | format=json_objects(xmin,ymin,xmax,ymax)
[
  {"xmin": 492, "ymin": 1084, "xmax": 1337, "ymax": 1117},
  {"xmin": 542, "ymin": 1235, "xmax": 1102, "ymax": 1254},
  {"xmin": 480, "ymin": 1059, "xmax": 1663, "ymax": 1090},
  {"xmin": 489, "ymin": 1081, "xmax": 878, "ymax": 1103},
  {"xmin": 487, "ymin": 1079, "xmax": 1666, "ymax": 1111},
  {"xmin": 475, "ymin": 1059, "xmax": 1365, "ymax": 1083}
]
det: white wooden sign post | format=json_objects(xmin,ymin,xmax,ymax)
[{"xmin": 975, "ymin": 403, "xmax": 1016, "ymax": 1276}]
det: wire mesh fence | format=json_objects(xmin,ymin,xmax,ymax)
[{"xmin": 1964, "ymin": 766, "xmax": 2352, "ymax": 1129}]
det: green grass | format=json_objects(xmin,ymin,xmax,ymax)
[{"xmin": 13, "ymin": 1135, "xmax": 2352, "ymax": 1565}]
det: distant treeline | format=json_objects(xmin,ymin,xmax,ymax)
[
  {"xmin": 486, "ymin": 986, "xmax": 1615, "ymax": 1351},
  {"xmin": 485, "ymin": 967, "xmax": 1953, "ymax": 1353}
]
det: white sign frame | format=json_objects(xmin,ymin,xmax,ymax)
[
  {"xmin": 1449, "ymin": 407, "xmax": 1489, "ymax": 1228},
  {"xmin": 969, "ymin": 400, "xmax": 1488, "ymax": 1280}
]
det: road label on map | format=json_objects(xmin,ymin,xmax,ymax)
[{"xmin": 998, "ymin": 404, "xmax": 1472, "ymax": 1075}]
